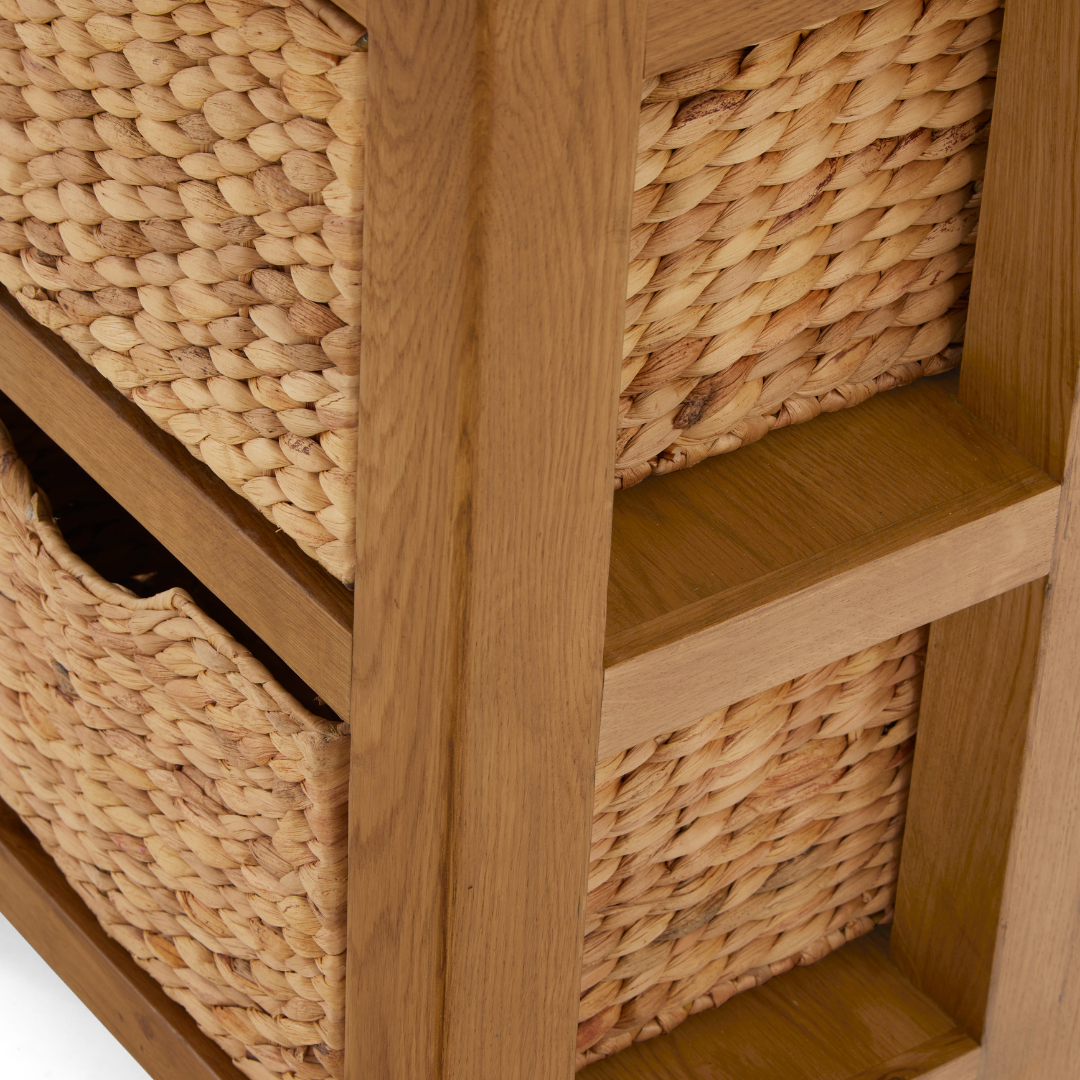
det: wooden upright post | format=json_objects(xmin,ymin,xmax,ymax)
[
  {"xmin": 347, "ymin": 2, "xmax": 647, "ymax": 1077},
  {"xmin": 892, "ymin": 0, "xmax": 1080, "ymax": 1074}
]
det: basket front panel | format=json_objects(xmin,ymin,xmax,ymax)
[
  {"xmin": 618, "ymin": 0, "xmax": 1000, "ymax": 487},
  {"xmin": 0, "ymin": 424, "xmax": 349, "ymax": 1080},
  {"xmin": 0, "ymin": 0, "xmax": 364, "ymax": 582},
  {"xmin": 579, "ymin": 627, "xmax": 927, "ymax": 1068}
]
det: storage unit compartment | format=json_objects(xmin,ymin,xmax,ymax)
[
  {"xmin": 0, "ymin": 394, "xmax": 934, "ymax": 1074},
  {"xmin": 0, "ymin": 0, "xmax": 999, "ymax": 580},
  {"xmin": 580, "ymin": 627, "xmax": 926, "ymax": 1068},
  {"xmin": 618, "ymin": 0, "xmax": 999, "ymax": 486}
]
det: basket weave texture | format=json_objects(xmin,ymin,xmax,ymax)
[
  {"xmin": 0, "ymin": 0, "xmax": 364, "ymax": 582},
  {"xmin": 578, "ymin": 626, "xmax": 926, "ymax": 1068},
  {"xmin": 617, "ymin": 0, "xmax": 999, "ymax": 487},
  {"xmin": 0, "ymin": 0, "xmax": 998, "ymax": 577},
  {"xmin": 0, "ymin": 411, "xmax": 928, "ymax": 1075},
  {"xmin": 0, "ymin": 420, "xmax": 349, "ymax": 1080}
]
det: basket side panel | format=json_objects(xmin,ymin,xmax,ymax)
[
  {"xmin": 578, "ymin": 625, "xmax": 928, "ymax": 1068},
  {"xmin": 0, "ymin": 422, "xmax": 349, "ymax": 1080},
  {"xmin": 618, "ymin": 0, "xmax": 1001, "ymax": 488},
  {"xmin": 0, "ymin": 0, "xmax": 365, "ymax": 582}
]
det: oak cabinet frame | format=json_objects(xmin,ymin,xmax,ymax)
[{"xmin": 0, "ymin": 0, "xmax": 1076, "ymax": 1078}]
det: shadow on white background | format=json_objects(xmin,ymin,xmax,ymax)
[{"xmin": 0, "ymin": 910, "xmax": 152, "ymax": 1079}]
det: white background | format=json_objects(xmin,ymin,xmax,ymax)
[{"xmin": 0, "ymin": 910, "xmax": 153, "ymax": 1080}]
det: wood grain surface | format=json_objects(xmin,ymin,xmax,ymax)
[
  {"xmin": 936, "ymin": 1, "xmax": 1080, "ymax": 1076},
  {"xmin": 601, "ymin": 374, "xmax": 1058, "ymax": 756},
  {"xmin": 601, "ymin": 481, "xmax": 1055, "ymax": 758},
  {"xmin": 347, "ymin": 2, "xmax": 646, "ymax": 1079},
  {"xmin": 892, "ymin": 581, "xmax": 1045, "ymax": 1041},
  {"xmin": 961, "ymin": 0, "xmax": 1080, "ymax": 480},
  {"xmin": 643, "ymin": 0, "xmax": 863, "ymax": 76},
  {"xmin": 0, "ymin": 798, "xmax": 239, "ymax": 1080},
  {"xmin": 330, "ymin": 0, "xmax": 867, "ymax": 80},
  {"xmin": 0, "ymin": 290, "xmax": 353, "ymax": 718},
  {"xmin": 846, "ymin": 1037, "xmax": 978, "ymax": 1080},
  {"xmin": 581, "ymin": 928, "xmax": 978, "ymax": 1080},
  {"xmin": 607, "ymin": 373, "xmax": 1041, "ymax": 640},
  {"xmin": 977, "ymin": 417, "xmax": 1080, "ymax": 1080}
]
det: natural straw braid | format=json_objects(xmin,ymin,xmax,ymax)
[
  {"xmin": 0, "ymin": 0, "xmax": 999, "ymax": 567},
  {"xmin": 0, "ymin": 419, "xmax": 349, "ymax": 1080},
  {"xmin": 618, "ymin": 0, "xmax": 1000, "ymax": 487},
  {"xmin": 578, "ymin": 627, "xmax": 927, "ymax": 1068},
  {"xmin": 0, "ymin": 404, "xmax": 928, "ymax": 1074},
  {"xmin": 0, "ymin": 0, "xmax": 364, "ymax": 582}
]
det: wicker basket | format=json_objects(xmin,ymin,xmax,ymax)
[
  {"xmin": 0, "ymin": 402, "xmax": 927, "ymax": 1075},
  {"xmin": 0, "ymin": 410, "xmax": 349, "ymax": 1080},
  {"xmin": 0, "ymin": 0, "xmax": 997, "ymax": 580},
  {"xmin": 578, "ymin": 626, "xmax": 925, "ymax": 1067},
  {"xmin": 0, "ymin": 0, "xmax": 365, "ymax": 583},
  {"xmin": 617, "ymin": 0, "xmax": 999, "ymax": 487}
]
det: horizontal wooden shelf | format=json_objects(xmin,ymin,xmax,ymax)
[
  {"xmin": 0, "ymin": 798, "xmax": 239, "ymax": 1080},
  {"xmin": 0, "ymin": 291, "xmax": 352, "ymax": 719},
  {"xmin": 581, "ymin": 927, "xmax": 979, "ymax": 1080},
  {"xmin": 601, "ymin": 372, "xmax": 1059, "ymax": 757}
]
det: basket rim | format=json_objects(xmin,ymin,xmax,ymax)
[{"xmin": 0, "ymin": 418, "xmax": 337, "ymax": 733}]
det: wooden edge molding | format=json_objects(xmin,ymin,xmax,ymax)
[
  {"xmin": 0, "ymin": 290, "xmax": 353, "ymax": 719},
  {"xmin": 335, "ymin": 0, "xmax": 364, "ymax": 26},
  {"xmin": 0, "ymin": 797, "xmax": 239, "ymax": 1080},
  {"xmin": 846, "ymin": 1033, "xmax": 980, "ymax": 1080},
  {"xmin": 644, "ymin": 0, "xmax": 863, "ymax": 76},
  {"xmin": 599, "ymin": 478, "xmax": 1059, "ymax": 758},
  {"xmin": 350, "ymin": 0, "xmax": 862, "ymax": 78}
]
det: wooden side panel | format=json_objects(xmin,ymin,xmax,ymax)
[
  {"xmin": 0, "ymin": 799, "xmax": 238, "ymax": 1080},
  {"xmin": 975, "ymin": 412, "xmax": 1080, "ymax": 1077},
  {"xmin": 899, "ymin": 0, "xmax": 1080, "ymax": 1073},
  {"xmin": 644, "ymin": 0, "xmax": 861, "ymax": 76},
  {"xmin": 961, "ymin": 0, "xmax": 1080, "ymax": 480},
  {"xmin": 891, "ymin": 580, "xmax": 1045, "ymax": 1040},
  {"xmin": 347, "ymin": 2, "xmax": 646, "ymax": 1079},
  {"xmin": 0, "ymin": 290, "xmax": 353, "ymax": 718}
]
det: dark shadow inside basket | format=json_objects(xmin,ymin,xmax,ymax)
[{"xmin": 0, "ymin": 392, "xmax": 336, "ymax": 722}]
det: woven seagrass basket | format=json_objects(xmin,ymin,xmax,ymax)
[
  {"xmin": 0, "ymin": 400, "xmax": 928, "ymax": 1075},
  {"xmin": 0, "ymin": 406, "xmax": 350, "ymax": 1080},
  {"xmin": 578, "ymin": 626, "xmax": 924, "ymax": 1067},
  {"xmin": 0, "ymin": 0, "xmax": 998, "ymax": 580}
]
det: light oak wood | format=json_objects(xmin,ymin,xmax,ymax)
[
  {"xmin": 845, "ymin": 1039, "xmax": 978, "ymax": 1080},
  {"xmin": 601, "ymin": 374, "xmax": 1058, "ymax": 756},
  {"xmin": 328, "ymin": 0, "xmax": 868, "ymax": 80},
  {"xmin": 977, "ymin": 422, "xmax": 1080, "ymax": 1079},
  {"xmin": 581, "ymin": 928, "xmax": 978, "ymax": 1080},
  {"xmin": 606, "ymin": 374, "xmax": 1045, "ymax": 643},
  {"xmin": 0, "ymin": 290, "xmax": 353, "ymax": 718},
  {"xmin": 890, "ymin": 1, "xmax": 1080, "ymax": 1075},
  {"xmin": 602, "ymin": 483, "xmax": 1055, "ymax": 758},
  {"xmin": 347, "ymin": 2, "xmax": 646, "ymax": 1078},
  {"xmin": 0, "ymin": 798, "xmax": 238, "ymax": 1080},
  {"xmin": 960, "ymin": 0, "xmax": 1080, "ymax": 482},
  {"xmin": 892, "ymin": 581, "xmax": 1045, "ymax": 1040},
  {"xmin": 643, "ymin": 0, "xmax": 861, "ymax": 76}
]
